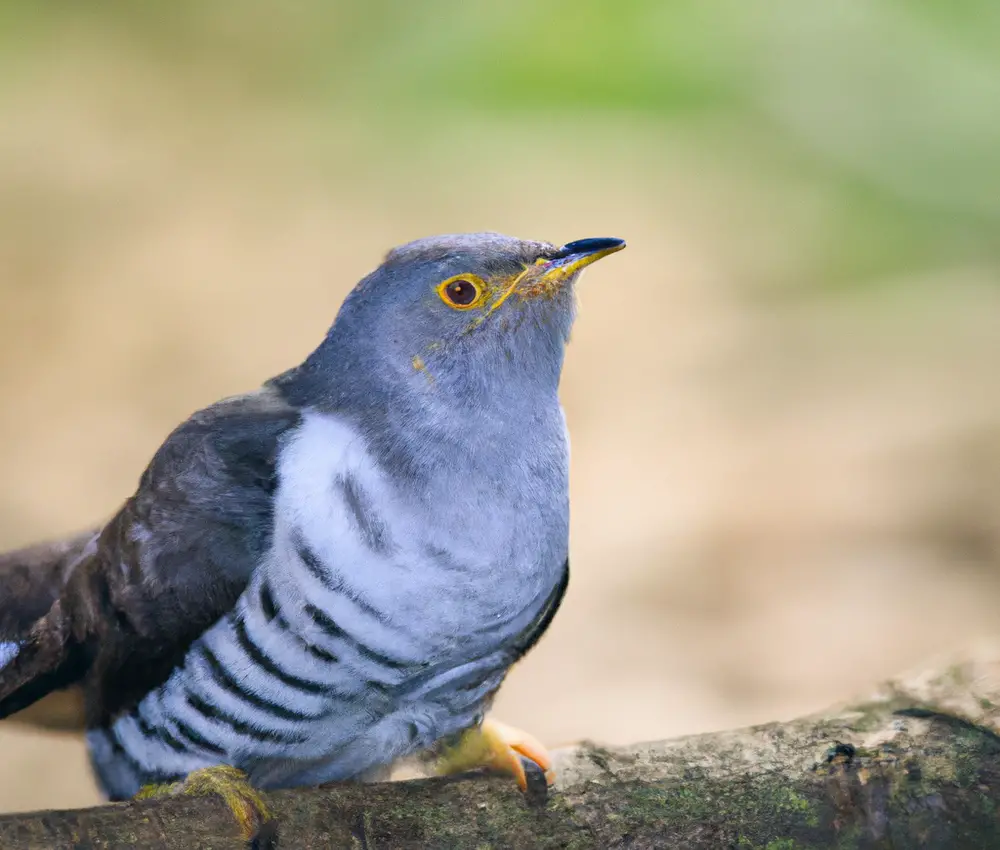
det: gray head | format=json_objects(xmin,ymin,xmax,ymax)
[
  {"xmin": 276, "ymin": 232, "xmax": 624, "ymax": 468},
  {"xmin": 282, "ymin": 233, "xmax": 624, "ymax": 406}
]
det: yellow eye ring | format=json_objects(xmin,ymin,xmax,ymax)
[{"xmin": 437, "ymin": 274, "xmax": 486, "ymax": 310}]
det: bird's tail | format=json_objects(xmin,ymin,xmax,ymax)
[
  {"xmin": 0, "ymin": 530, "xmax": 98, "ymax": 727},
  {"xmin": 0, "ymin": 530, "xmax": 98, "ymax": 639}
]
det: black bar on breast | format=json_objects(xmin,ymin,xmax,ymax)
[
  {"xmin": 294, "ymin": 529, "xmax": 386, "ymax": 622},
  {"xmin": 276, "ymin": 613, "xmax": 340, "ymax": 663},
  {"xmin": 231, "ymin": 614, "xmax": 329, "ymax": 695},
  {"xmin": 199, "ymin": 644, "xmax": 317, "ymax": 723},
  {"xmin": 185, "ymin": 691, "xmax": 307, "ymax": 745},
  {"xmin": 171, "ymin": 718, "xmax": 227, "ymax": 756},
  {"xmin": 304, "ymin": 603, "xmax": 408, "ymax": 670},
  {"xmin": 260, "ymin": 582, "xmax": 279, "ymax": 622},
  {"xmin": 156, "ymin": 723, "xmax": 190, "ymax": 753}
]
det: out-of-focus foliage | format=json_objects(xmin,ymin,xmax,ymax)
[{"xmin": 3, "ymin": 1, "xmax": 998, "ymax": 289}]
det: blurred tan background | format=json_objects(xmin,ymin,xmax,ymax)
[{"xmin": 1, "ymin": 0, "xmax": 999, "ymax": 814}]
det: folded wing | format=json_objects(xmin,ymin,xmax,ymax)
[{"xmin": 0, "ymin": 387, "xmax": 301, "ymax": 726}]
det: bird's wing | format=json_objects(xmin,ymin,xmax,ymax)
[
  {"xmin": 509, "ymin": 558, "xmax": 569, "ymax": 662},
  {"xmin": 0, "ymin": 386, "xmax": 301, "ymax": 725}
]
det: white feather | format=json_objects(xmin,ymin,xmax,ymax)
[{"xmin": 0, "ymin": 641, "xmax": 20, "ymax": 669}]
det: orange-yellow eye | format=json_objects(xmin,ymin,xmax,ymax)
[{"xmin": 438, "ymin": 274, "xmax": 485, "ymax": 309}]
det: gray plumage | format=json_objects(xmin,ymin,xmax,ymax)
[{"xmin": 0, "ymin": 232, "xmax": 623, "ymax": 799}]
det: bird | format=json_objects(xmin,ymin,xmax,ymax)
[{"xmin": 0, "ymin": 231, "xmax": 625, "ymax": 837}]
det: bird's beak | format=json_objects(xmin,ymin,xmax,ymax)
[
  {"xmin": 516, "ymin": 237, "xmax": 626, "ymax": 299},
  {"xmin": 548, "ymin": 238, "xmax": 627, "ymax": 272}
]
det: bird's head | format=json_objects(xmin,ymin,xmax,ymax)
[{"xmin": 285, "ymin": 232, "xmax": 624, "ymax": 417}]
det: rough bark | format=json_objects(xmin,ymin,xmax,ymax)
[{"xmin": 5, "ymin": 643, "xmax": 1000, "ymax": 849}]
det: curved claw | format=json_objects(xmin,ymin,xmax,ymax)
[
  {"xmin": 436, "ymin": 718, "xmax": 555, "ymax": 792},
  {"xmin": 480, "ymin": 719, "xmax": 554, "ymax": 791}
]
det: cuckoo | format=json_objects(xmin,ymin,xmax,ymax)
[{"xmin": 0, "ymin": 232, "xmax": 625, "ymax": 837}]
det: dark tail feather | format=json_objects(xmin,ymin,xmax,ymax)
[
  {"xmin": 0, "ymin": 648, "xmax": 87, "ymax": 721},
  {"xmin": 0, "ymin": 530, "xmax": 99, "ymax": 637},
  {"xmin": 0, "ymin": 600, "xmax": 89, "ymax": 721},
  {"xmin": 0, "ymin": 531, "xmax": 99, "ymax": 724}
]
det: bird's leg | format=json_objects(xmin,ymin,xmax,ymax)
[
  {"xmin": 436, "ymin": 718, "xmax": 555, "ymax": 794},
  {"xmin": 136, "ymin": 765, "xmax": 272, "ymax": 840}
]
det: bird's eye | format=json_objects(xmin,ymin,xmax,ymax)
[{"xmin": 437, "ymin": 274, "xmax": 485, "ymax": 310}]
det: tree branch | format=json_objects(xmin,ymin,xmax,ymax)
[{"xmin": 4, "ymin": 643, "xmax": 1000, "ymax": 849}]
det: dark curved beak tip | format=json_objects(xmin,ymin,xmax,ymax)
[{"xmin": 558, "ymin": 237, "xmax": 626, "ymax": 257}]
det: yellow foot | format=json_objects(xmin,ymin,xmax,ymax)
[
  {"xmin": 437, "ymin": 718, "xmax": 554, "ymax": 792},
  {"xmin": 136, "ymin": 765, "xmax": 272, "ymax": 840}
]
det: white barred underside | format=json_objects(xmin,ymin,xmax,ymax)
[{"xmin": 93, "ymin": 411, "xmax": 556, "ymax": 798}]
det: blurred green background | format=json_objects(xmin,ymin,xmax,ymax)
[{"xmin": 0, "ymin": 0, "xmax": 998, "ymax": 813}]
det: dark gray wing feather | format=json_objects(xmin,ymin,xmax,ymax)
[
  {"xmin": 0, "ymin": 386, "xmax": 301, "ymax": 724},
  {"xmin": 508, "ymin": 558, "xmax": 569, "ymax": 663},
  {"xmin": 0, "ymin": 530, "xmax": 100, "ymax": 636}
]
